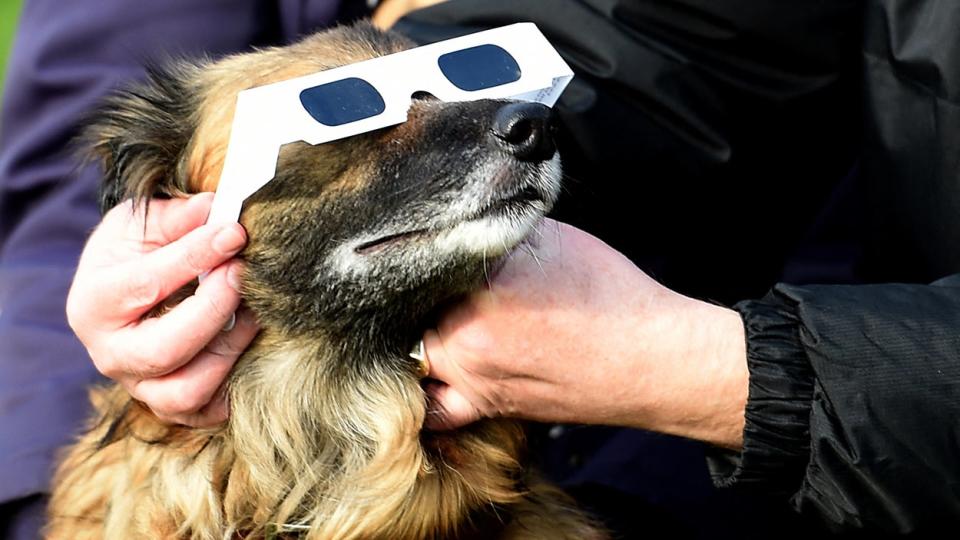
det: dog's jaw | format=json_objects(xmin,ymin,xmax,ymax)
[
  {"xmin": 434, "ymin": 153, "xmax": 561, "ymax": 256},
  {"xmin": 329, "ymin": 153, "xmax": 561, "ymax": 278}
]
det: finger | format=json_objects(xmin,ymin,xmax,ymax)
[
  {"xmin": 421, "ymin": 329, "xmax": 485, "ymax": 430},
  {"xmin": 190, "ymin": 382, "xmax": 231, "ymax": 428},
  {"xmin": 145, "ymin": 193, "xmax": 216, "ymax": 247},
  {"xmin": 97, "ymin": 193, "xmax": 213, "ymax": 251},
  {"xmin": 423, "ymin": 382, "xmax": 483, "ymax": 430},
  {"xmin": 152, "ymin": 383, "xmax": 230, "ymax": 428},
  {"xmin": 93, "ymin": 221, "xmax": 246, "ymax": 320},
  {"xmin": 422, "ymin": 328, "xmax": 457, "ymax": 385},
  {"xmin": 116, "ymin": 262, "xmax": 243, "ymax": 379},
  {"xmin": 131, "ymin": 307, "xmax": 257, "ymax": 424},
  {"xmin": 138, "ymin": 219, "xmax": 246, "ymax": 298}
]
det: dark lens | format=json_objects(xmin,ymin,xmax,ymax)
[
  {"xmin": 438, "ymin": 44, "xmax": 521, "ymax": 92},
  {"xmin": 299, "ymin": 77, "xmax": 386, "ymax": 126}
]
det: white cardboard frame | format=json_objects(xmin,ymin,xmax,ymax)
[{"xmin": 207, "ymin": 23, "xmax": 574, "ymax": 225}]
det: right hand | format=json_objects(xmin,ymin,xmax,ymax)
[
  {"xmin": 371, "ymin": 0, "xmax": 447, "ymax": 29},
  {"xmin": 420, "ymin": 220, "xmax": 749, "ymax": 448},
  {"xmin": 66, "ymin": 193, "xmax": 260, "ymax": 427}
]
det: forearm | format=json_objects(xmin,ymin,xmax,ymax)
[{"xmin": 622, "ymin": 290, "xmax": 749, "ymax": 449}]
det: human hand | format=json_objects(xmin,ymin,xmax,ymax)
[
  {"xmin": 66, "ymin": 193, "xmax": 259, "ymax": 427},
  {"xmin": 371, "ymin": 0, "xmax": 447, "ymax": 29},
  {"xmin": 421, "ymin": 219, "xmax": 749, "ymax": 448}
]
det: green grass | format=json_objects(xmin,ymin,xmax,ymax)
[{"xmin": 1, "ymin": 0, "xmax": 23, "ymax": 98}]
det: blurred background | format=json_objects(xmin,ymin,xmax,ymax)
[{"xmin": 1, "ymin": 0, "xmax": 23, "ymax": 98}]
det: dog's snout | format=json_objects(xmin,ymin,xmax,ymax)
[{"xmin": 491, "ymin": 102, "xmax": 556, "ymax": 162}]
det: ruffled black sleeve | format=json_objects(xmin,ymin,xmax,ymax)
[{"xmin": 710, "ymin": 276, "xmax": 960, "ymax": 534}]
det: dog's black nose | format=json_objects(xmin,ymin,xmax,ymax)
[{"xmin": 491, "ymin": 102, "xmax": 556, "ymax": 162}]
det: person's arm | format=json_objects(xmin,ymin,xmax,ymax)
[
  {"xmin": 422, "ymin": 221, "xmax": 960, "ymax": 534},
  {"xmin": 710, "ymin": 276, "xmax": 960, "ymax": 534},
  {"xmin": 0, "ymin": 0, "xmax": 303, "ymax": 526}
]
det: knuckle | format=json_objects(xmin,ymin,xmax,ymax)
[
  {"xmin": 91, "ymin": 337, "xmax": 130, "ymax": 379},
  {"xmin": 170, "ymin": 396, "xmax": 206, "ymax": 417},
  {"xmin": 65, "ymin": 274, "xmax": 100, "ymax": 333},
  {"xmin": 91, "ymin": 354, "xmax": 122, "ymax": 379},
  {"xmin": 200, "ymin": 291, "xmax": 233, "ymax": 323},
  {"xmin": 152, "ymin": 386, "xmax": 206, "ymax": 418},
  {"xmin": 208, "ymin": 331, "xmax": 248, "ymax": 360},
  {"xmin": 64, "ymin": 292, "xmax": 88, "ymax": 333},
  {"xmin": 123, "ymin": 269, "xmax": 164, "ymax": 309},
  {"xmin": 126, "ymin": 345, "xmax": 176, "ymax": 379},
  {"xmin": 182, "ymin": 240, "xmax": 214, "ymax": 276}
]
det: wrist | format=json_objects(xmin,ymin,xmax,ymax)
[{"xmin": 633, "ymin": 292, "xmax": 748, "ymax": 448}]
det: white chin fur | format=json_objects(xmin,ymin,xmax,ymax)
[
  {"xmin": 330, "ymin": 154, "xmax": 561, "ymax": 275},
  {"xmin": 435, "ymin": 154, "xmax": 560, "ymax": 256},
  {"xmin": 434, "ymin": 207, "xmax": 541, "ymax": 256}
]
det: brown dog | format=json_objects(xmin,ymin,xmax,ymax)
[{"xmin": 46, "ymin": 22, "xmax": 603, "ymax": 539}]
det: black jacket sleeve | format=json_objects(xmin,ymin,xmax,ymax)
[{"xmin": 709, "ymin": 276, "xmax": 960, "ymax": 534}]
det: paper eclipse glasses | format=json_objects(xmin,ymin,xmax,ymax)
[{"xmin": 207, "ymin": 23, "xmax": 574, "ymax": 225}]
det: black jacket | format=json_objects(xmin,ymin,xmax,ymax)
[{"xmin": 397, "ymin": 0, "xmax": 960, "ymax": 534}]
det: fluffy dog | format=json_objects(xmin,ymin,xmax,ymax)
[{"xmin": 47, "ymin": 23, "xmax": 602, "ymax": 539}]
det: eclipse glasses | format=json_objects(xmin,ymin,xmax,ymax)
[{"xmin": 207, "ymin": 23, "xmax": 574, "ymax": 225}]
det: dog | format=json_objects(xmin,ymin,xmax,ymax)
[{"xmin": 47, "ymin": 22, "xmax": 603, "ymax": 539}]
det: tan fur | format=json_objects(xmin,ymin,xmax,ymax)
[
  {"xmin": 48, "ymin": 23, "xmax": 605, "ymax": 540},
  {"xmin": 187, "ymin": 29, "xmax": 409, "ymax": 192},
  {"xmin": 49, "ymin": 331, "xmax": 600, "ymax": 539}
]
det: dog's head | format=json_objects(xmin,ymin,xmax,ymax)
[{"xmin": 89, "ymin": 23, "xmax": 561, "ymax": 351}]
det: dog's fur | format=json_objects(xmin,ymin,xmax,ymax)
[{"xmin": 47, "ymin": 23, "xmax": 602, "ymax": 539}]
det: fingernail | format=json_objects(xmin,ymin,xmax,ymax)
[
  {"xmin": 226, "ymin": 262, "xmax": 243, "ymax": 292},
  {"xmin": 222, "ymin": 312, "xmax": 237, "ymax": 332},
  {"xmin": 213, "ymin": 224, "xmax": 246, "ymax": 255}
]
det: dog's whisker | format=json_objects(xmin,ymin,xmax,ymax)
[
  {"xmin": 523, "ymin": 243, "xmax": 547, "ymax": 277},
  {"xmin": 482, "ymin": 245, "xmax": 495, "ymax": 291}
]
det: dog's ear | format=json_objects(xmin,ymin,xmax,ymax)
[{"xmin": 84, "ymin": 63, "xmax": 202, "ymax": 214}]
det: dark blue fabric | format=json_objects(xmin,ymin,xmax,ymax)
[{"xmin": 0, "ymin": 1, "xmax": 341, "ymax": 537}]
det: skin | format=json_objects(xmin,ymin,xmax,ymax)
[
  {"xmin": 421, "ymin": 219, "xmax": 750, "ymax": 449},
  {"xmin": 66, "ymin": 193, "xmax": 259, "ymax": 427},
  {"xmin": 68, "ymin": 198, "xmax": 747, "ymax": 445},
  {"xmin": 371, "ymin": 0, "xmax": 448, "ymax": 30}
]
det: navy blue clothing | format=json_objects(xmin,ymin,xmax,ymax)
[{"xmin": 0, "ymin": 1, "xmax": 341, "ymax": 537}]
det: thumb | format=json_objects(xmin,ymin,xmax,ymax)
[{"xmin": 423, "ymin": 381, "xmax": 482, "ymax": 431}]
